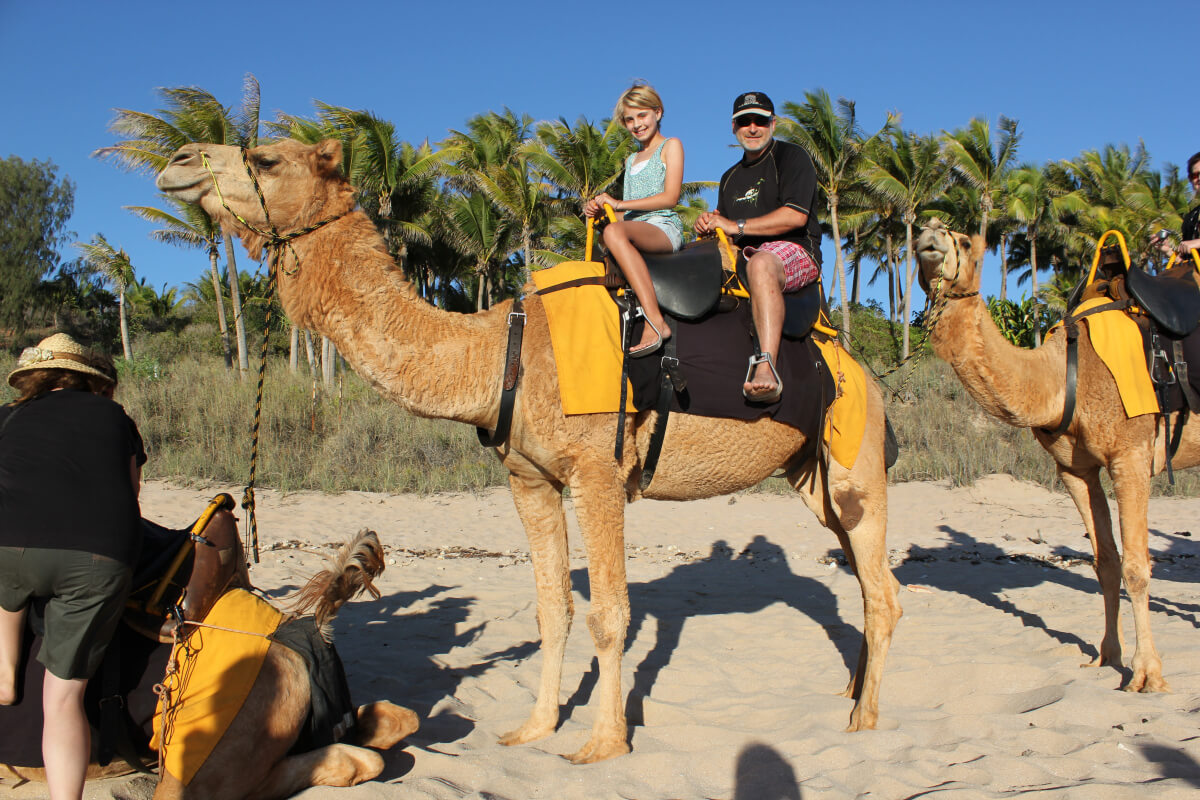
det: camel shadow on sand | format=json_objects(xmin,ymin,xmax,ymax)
[
  {"xmin": 885, "ymin": 525, "xmax": 1200, "ymax": 682},
  {"xmin": 566, "ymin": 535, "xmax": 860, "ymax": 732},
  {"xmin": 263, "ymin": 580, "xmax": 538, "ymax": 779}
]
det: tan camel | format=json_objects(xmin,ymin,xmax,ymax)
[
  {"xmin": 156, "ymin": 138, "xmax": 901, "ymax": 763},
  {"xmin": 1, "ymin": 524, "xmax": 418, "ymax": 800},
  {"xmin": 915, "ymin": 218, "xmax": 1200, "ymax": 693}
]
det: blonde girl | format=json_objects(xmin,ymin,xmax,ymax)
[{"xmin": 584, "ymin": 83, "xmax": 685, "ymax": 356}]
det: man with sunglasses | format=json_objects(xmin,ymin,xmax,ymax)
[
  {"xmin": 695, "ymin": 92, "xmax": 823, "ymax": 403},
  {"xmin": 1178, "ymin": 152, "xmax": 1200, "ymax": 260}
]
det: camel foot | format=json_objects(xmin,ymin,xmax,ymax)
[
  {"xmin": 845, "ymin": 707, "xmax": 878, "ymax": 732},
  {"xmin": 311, "ymin": 745, "xmax": 385, "ymax": 788},
  {"xmin": 1122, "ymin": 671, "xmax": 1170, "ymax": 694},
  {"xmin": 356, "ymin": 702, "xmax": 419, "ymax": 749},
  {"xmin": 565, "ymin": 734, "xmax": 630, "ymax": 764},
  {"xmin": 499, "ymin": 718, "xmax": 556, "ymax": 747}
]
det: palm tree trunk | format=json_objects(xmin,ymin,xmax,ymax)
[
  {"xmin": 999, "ymin": 233, "xmax": 1009, "ymax": 301},
  {"xmin": 222, "ymin": 229, "xmax": 250, "ymax": 374},
  {"xmin": 304, "ymin": 330, "xmax": 318, "ymax": 378},
  {"xmin": 830, "ymin": 200, "xmax": 850, "ymax": 336},
  {"xmin": 886, "ymin": 231, "xmax": 897, "ymax": 324},
  {"xmin": 1030, "ymin": 235, "xmax": 1041, "ymax": 346},
  {"xmin": 901, "ymin": 221, "xmax": 916, "ymax": 359},
  {"xmin": 118, "ymin": 289, "xmax": 133, "ymax": 360},
  {"xmin": 209, "ymin": 244, "xmax": 233, "ymax": 370},
  {"xmin": 289, "ymin": 324, "xmax": 299, "ymax": 372},
  {"xmin": 321, "ymin": 335, "xmax": 336, "ymax": 388},
  {"xmin": 850, "ymin": 228, "xmax": 862, "ymax": 306}
]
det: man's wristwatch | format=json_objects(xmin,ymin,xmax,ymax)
[{"xmin": 736, "ymin": 219, "xmax": 746, "ymax": 238}]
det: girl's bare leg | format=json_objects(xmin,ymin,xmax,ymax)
[{"xmin": 602, "ymin": 221, "xmax": 674, "ymax": 352}]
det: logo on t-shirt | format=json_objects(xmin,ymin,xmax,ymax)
[{"xmin": 734, "ymin": 178, "xmax": 764, "ymax": 207}]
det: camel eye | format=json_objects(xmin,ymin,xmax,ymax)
[{"xmin": 252, "ymin": 155, "xmax": 278, "ymax": 171}]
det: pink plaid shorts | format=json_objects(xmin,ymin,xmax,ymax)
[{"xmin": 743, "ymin": 241, "xmax": 820, "ymax": 292}]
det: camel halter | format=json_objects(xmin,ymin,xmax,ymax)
[{"xmin": 200, "ymin": 148, "xmax": 350, "ymax": 563}]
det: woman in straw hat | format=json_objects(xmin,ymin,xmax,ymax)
[{"xmin": 0, "ymin": 333, "xmax": 146, "ymax": 800}]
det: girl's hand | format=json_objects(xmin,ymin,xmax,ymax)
[{"xmin": 585, "ymin": 193, "xmax": 619, "ymax": 218}]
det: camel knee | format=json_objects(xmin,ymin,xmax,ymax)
[
  {"xmin": 1122, "ymin": 564, "xmax": 1150, "ymax": 596},
  {"xmin": 355, "ymin": 701, "xmax": 419, "ymax": 749},
  {"xmin": 586, "ymin": 606, "xmax": 628, "ymax": 652},
  {"xmin": 832, "ymin": 486, "xmax": 866, "ymax": 531}
]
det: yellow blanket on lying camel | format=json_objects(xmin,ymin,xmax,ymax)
[
  {"xmin": 1051, "ymin": 297, "xmax": 1158, "ymax": 418},
  {"xmin": 152, "ymin": 589, "xmax": 283, "ymax": 786},
  {"xmin": 533, "ymin": 261, "xmax": 867, "ymax": 469}
]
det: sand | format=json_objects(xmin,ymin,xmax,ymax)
[{"xmin": 7, "ymin": 475, "xmax": 1200, "ymax": 799}]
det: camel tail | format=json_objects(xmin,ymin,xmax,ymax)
[{"xmin": 286, "ymin": 529, "xmax": 385, "ymax": 640}]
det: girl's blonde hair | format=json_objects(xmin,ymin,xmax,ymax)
[{"xmin": 615, "ymin": 83, "xmax": 664, "ymax": 121}]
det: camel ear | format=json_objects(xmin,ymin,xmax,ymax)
[
  {"xmin": 314, "ymin": 139, "xmax": 344, "ymax": 176},
  {"xmin": 969, "ymin": 234, "xmax": 985, "ymax": 271}
]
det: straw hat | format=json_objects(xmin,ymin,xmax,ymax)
[{"xmin": 7, "ymin": 332, "xmax": 113, "ymax": 386}]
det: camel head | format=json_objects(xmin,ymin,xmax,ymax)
[
  {"xmin": 915, "ymin": 218, "xmax": 984, "ymax": 298},
  {"xmin": 156, "ymin": 139, "xmax": 357, "ymax": 258}
]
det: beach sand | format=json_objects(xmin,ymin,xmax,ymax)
[{"xmin": 6, "ymin": 475, "xmax": 1200, "ymax": 799}]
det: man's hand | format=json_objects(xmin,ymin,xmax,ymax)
[{"xmin": 694, "ymin": 211, "xmax": 737, "ymax": 236}]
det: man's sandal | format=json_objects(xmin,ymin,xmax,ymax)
[{"xmin": 742, "ymin": 351, "xmax": 783, "ymax": 403}]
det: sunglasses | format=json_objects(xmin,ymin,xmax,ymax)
[
  {"xmin": 735, "ymin": 114, "xmax": 773, "ymax": 129},
  {"xmin": 1190, "ymin": 171, "xmax": 1200, "ymax": 181}
]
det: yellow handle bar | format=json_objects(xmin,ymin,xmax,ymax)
[
  {"xmin": 1085, "ymin": 229, "xmax": 1131, "ymax": 287},
  {"xmin": 584, "ymin": 203, "xmax": 620, "ymax": 263}
]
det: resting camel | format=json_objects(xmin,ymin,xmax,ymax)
[
  {"xmin": 915, "ymin": 218, "xmax": 1200, "ymax": 693},
  {"xmin": 156, "ymin": 138, "xmax": 901, "ymax": 763},
  {"xmin": 1, "ymin": 521, "xmax": 418, "ymax": 800}
]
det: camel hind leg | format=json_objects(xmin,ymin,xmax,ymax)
[{"xmin": 243, "ymin": 745, "xmax": 384, "ymax": 800}]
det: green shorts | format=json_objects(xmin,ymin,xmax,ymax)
[{"xmin": 0, "ymin": 546, "xmax": 131, "ymax": 681}]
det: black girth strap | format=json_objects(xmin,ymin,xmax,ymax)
[
  {"xmin": 1055, "ymin": 322, "xmax": 1079, "ymax": 435},
  {"xmin": 614, "ymin": 298, "xmax": 635, "ymax": 461},
  {"xmin": 477, "ymin": 298, "xmax": 526, "ymax": 448},
  {"xmin": 639, "ymin": 334, "xmax": 686, "ymax": 492}
]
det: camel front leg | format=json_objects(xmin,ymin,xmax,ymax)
[
  {"xmin": 565, "ymin": 466, "xmax": 630, "ymax": 763},
  {"xmin": 244, "ymin": 745, "xmax": 384, "ymax": 800},
  {"xmin": 499, "ymin": 470, "xmax": 574, "ymax": 747},
  {"xmin": 1057, "ymin": 466, "xmax": 1124, "ymax": 668},
  {"xmin": 1108, "ymin": 456, "xmax": 1168, "ymax": 692}
]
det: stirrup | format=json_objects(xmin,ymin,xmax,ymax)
[
  {"xmin": 628, "ymin": 307, "xmax": 665, "ymax": 358},
  {"xmin": 743, "ymin": 352, "xmax": 782, "ymax": 403}
]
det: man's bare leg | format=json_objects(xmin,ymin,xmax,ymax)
[{"xmin": 744, "ymin": 251, "xmax": 786, "ymax": 397}]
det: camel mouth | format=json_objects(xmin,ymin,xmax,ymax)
[{"xmin": 155, "ymin": 170, "xmax": 209, "ymax": 202}]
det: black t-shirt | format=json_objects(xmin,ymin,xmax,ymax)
[
  {"xmin": 1183, "ymin": 204, "xmax": 1200, "ymax": 242},
  {"xmin": 0, "ymin": 390, "xmax": 146, "ymax": 565},
  {"xmin": 717, "ymin": 138, "xmax": 823, "ymax": 263}
]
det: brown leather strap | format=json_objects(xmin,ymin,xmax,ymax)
[{"xmin": 477, "ymin": 298, "xmax": 525, "ymax": 448}]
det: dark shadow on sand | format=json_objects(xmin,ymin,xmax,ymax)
[{"xmin": 564, "ymin": 535, "xmax": 860, "ymax": 730}]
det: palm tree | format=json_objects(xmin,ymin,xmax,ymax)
[
  {"xmin": 75, "ymin": 234, "xmax": 134, "ymax": 358},
  {"xmin": 1006, "ymin": 162, "xmax": 1081, "ymax": 345},
  {"xmin": 778, "ymin": 89, "xmax": 895, "ymax": 336},
  {"xmin": 125, "ymin": 196, "xmax": 234, "ymax": 368},
  {"xmin": 942, "ymin": 116, "xmax": 1021, "ymax": 273},
  {"xmin": 437, "ymin": 191, "xmax": 515, "ymax": 310},
  {"xmin": 93, "ymin": 75, "xmax": 262, "ymax": 373},
  {"xmin": 863, "ymin": 129, "xmax": 956, "ymax": 357}
]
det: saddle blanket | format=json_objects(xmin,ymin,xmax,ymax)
[
  {"xmin": 1051, "ymin": 297, "xmax": 1158, "ymax": 418},
  {"xmin": 153, "ymin": 588, "xmax": 283, "ymax": 786},
  {"xmin": 532, "ymin": 261, "xmax": 635, "ymax": 414},
  {"xmin": 534, "ymin": 261, "xmax": 867, "ymax": 469}
]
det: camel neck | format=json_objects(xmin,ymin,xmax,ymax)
[
  {"xmin": 275, "ymin": 212, "xmax": 507, "ymax": 429},
  {"xmin": 929, "ymin": 293, "xmax": 1067, "ymax": 429}
]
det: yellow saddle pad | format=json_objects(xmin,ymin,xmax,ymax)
[
  {"xmin": 1053, "ymin": 298, "xmax": 1158, "ymax": 418},
  {"xmin": 532, "ymin": 261, "xmax": 635, "ymax": 414},
  {"xmin": 152, "ymin": 589, "xmax": 284, "ymax": 786},
  {"xmin": 814, "ymin": 337, "xmax": 868, "ymax": 470}
]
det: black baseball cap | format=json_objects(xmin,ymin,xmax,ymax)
[{"xmin": 732, "ymin": 92, "xmax": 774, "ymax": 120}]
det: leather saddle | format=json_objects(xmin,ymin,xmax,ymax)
[
  {"xmin": 124, "ymin": 493, "xmax": 250, "ymax": 642},
  {"xmin": 1125, "ymin": 265, "xmax": 1200, "ymax": 338},
  {"xmin": 609, "ymin": 238, "xmax": 827, "ymax": 337}
]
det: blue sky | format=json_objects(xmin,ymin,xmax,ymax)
[{"xmin": 2, "ymin": 0, "xmax": 1195, "ymax": 305}]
